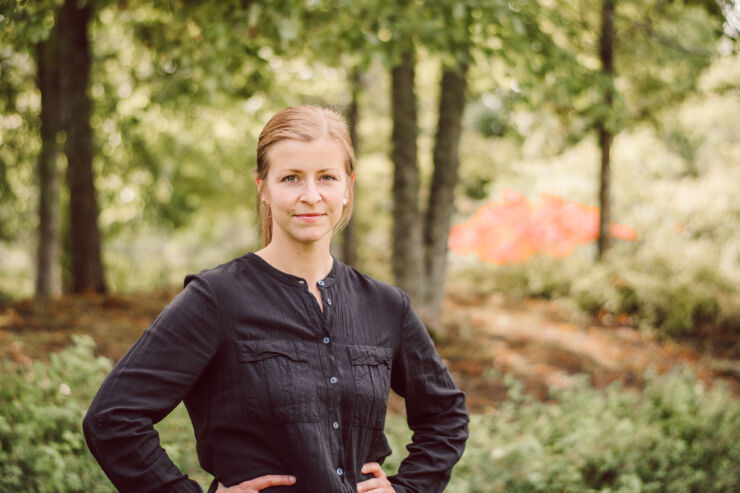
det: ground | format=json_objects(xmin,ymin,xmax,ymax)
[
  {"xmin": 1, "ymin": 291, "xmax": 737, "ymax": 413},
  {"xmin": 438, "ymin": 291, "xmax": 739, "ymax": 412}
]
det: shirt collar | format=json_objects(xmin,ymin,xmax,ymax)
[{"xmin": 245, "ymin": 252, "xmax": 339, "ymax": 288}]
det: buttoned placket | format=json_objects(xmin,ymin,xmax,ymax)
[
  {"xmin": 270, "ymin": 261, "xmax": 352, "ymax": 491},
  {"xmin": 308, "ymin": 277, "xmax": 348, "ymax": 488}
]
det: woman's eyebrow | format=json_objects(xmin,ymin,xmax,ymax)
[{"xmin": 278, "ymin": 167, "xmax": 342, "ymax": 174}]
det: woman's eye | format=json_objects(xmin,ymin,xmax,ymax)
[
  {"xmin": 320, "ymin": 175, "xmax": 337, "ymax": 182},
  {"xmin": 282, "ymin": 175, "xmax": 298, "ymax": 183}
]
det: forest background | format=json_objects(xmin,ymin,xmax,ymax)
[{"xmin": 1, "ymin": 0, "xmax": 739, "ymax": 491}]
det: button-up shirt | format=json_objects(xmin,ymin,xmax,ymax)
[{"xmin": 83, "ymin": 253, "xmax": 469, "ymax": 492}]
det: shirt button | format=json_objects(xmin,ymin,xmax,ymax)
[
  {"xmin": 336, "ymin": 468, "xmax": 344, "ymax": 476},
  {"xmin": 318, "ymin": 280, "xmax": 325, "ymax": 286},
  {"xmin": 323, "ymin": 336, "xmax": 331, "ymax": 344},
  {"xmin": 332, "ymin": 421, "xmax": 339, "ymax": 429},
  {"xmin": 326, "ymin": 298, "xmax": 332, "ymax": 305},
  {"xmin": 330, "ymin": 376, "xmax": 338, "ymax": 384}
]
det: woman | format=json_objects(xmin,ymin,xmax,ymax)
[{"xmin": 83, "ymin": 105, "xmax": 469, "ymax": 493}]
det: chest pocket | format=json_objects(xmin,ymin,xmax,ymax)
[
  {"xmin": 347, "ymin": 345, "xmax": 392, "ymax": 430},
  {"xmin": 236, "ymin": 340, "xmax": 320, "ymax": 424}
]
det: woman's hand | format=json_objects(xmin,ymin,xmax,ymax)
[
  {"xmin": 356, "ymin": 462, "xmax": 396, "ymax": 493},
  {"xmin": 215, "ymin": 475, "xmax": 296, "ymax": 492}
]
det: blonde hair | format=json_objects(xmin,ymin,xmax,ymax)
[{"xmin": 256, "ymin": 105, "xmax": 356, "ymax": 247}]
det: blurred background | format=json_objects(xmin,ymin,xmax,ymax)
[{"xmin": 1, "ymin": 0, "xmax": 739, "ymax": 491}]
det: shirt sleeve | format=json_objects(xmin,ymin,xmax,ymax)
[
  {"xmin": 387, "ymin": 291, "xmax": 469, "ymax": 493},
  {"xmin": 82, "ymin": 276, "xmax": 222, "ymax": 493}
]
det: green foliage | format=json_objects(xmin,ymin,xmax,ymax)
[
  {"xmin": 454, "ymin": 244, "xmax": 738, "ymax": 340},
  {"xmin": 0, "ymin": 0, "xmax": 63, "ymax": 46},
  {"xmin": 570, "ymin": 254, "xmax": 737, "ymax": 338},
  {"xmin": 2, "ymin": 338, "xmax": 738, "ymax": 491},
  {"xmin": 0, "ymin": 335, "xmax": 113, "ymax": 492},
  {"xmin": 0, "ymin": 336, "xmax": 212, "ymax": 492},
  {"xmin": 437, "ymin": 370, "xmax": 740, "ymax": 492},
  {"xmin": 0, "ymin": 29, "xmax": 40, "ymax": 243},
  {"xmin": 382, "ymin": 370, "xmax": 740, "ymax": 492},
  {"xmin": 522, "ymin": 0, "xmax": 721, "ymax": 144},
  {"xmin": 0, "ymin": 0, "xmax": 734, "ymax": 309},
  {"xmin": 452, "ymin": 53, "xmax": 740, "ymax": 341}
]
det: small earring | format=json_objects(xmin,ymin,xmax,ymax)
[{"xmin": 342, "ymin": 198, "xmax": 348, "ymax": 205}]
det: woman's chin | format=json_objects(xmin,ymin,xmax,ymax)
[{"xmin": 288, "ymin": 230, "xmax": 333, "ymax": 246}]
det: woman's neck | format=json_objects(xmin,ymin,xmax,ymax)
[{"xmin": 255, "ymin": 240, "xmax": 334, "ymax": 285}]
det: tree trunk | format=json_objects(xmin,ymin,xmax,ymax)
[
  {"xmin": 597, "ymin": 0, "xmax": 615, "ymax": 260},
  {"xmin": 34, "ymin": 35, "xmax": 63, "ymax": 298},
  {"xmin": 422, "ymin": 63, "xmax": 468, "ymax": 329},
  {"xmin": 59, "ymin": 0, "xmax": 106, "ymax": 293},
  {"xmin": 597, "ymin": 127, "xmax": 613, "ymax": 259},
  {"xmin": 342, "ymin": 69, "xmax": 361, "ymax": 268},
  {"xmin": 391, "ymin": 49, "xmax": 423, "ymax": 306}
]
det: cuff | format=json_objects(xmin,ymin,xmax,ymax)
[{"xmin": 387, "ymin": 477, "xmax": 409, "ymax": 493}]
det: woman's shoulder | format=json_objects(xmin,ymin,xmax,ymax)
[
  {"xmin": 338, "ymin": 262, "xmax": 410, "ymax": 312},
  {"xmin": 183, "ymin": 253, "xmax": 256, "ymax": 290}
]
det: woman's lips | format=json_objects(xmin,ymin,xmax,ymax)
[{"xmin": 294, "ymin": 213, "xmax": 325, "ymax": 222}]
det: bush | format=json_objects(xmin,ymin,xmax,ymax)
[
  {"xmin": 449, "ymin": 80, "xmax": 740, "ymax": 343},
  {"xmin": 452, "ymin": 243, "xmax": 739, "ymax": 341},
  {"xmin": 438, "ymin": 370, "xmax": 739, "ymax": 492},
  {"xmin": 0, "ymin": 336, "xmax": 211, "ymax": 492},
  {"xmin": 0, "ymin": 335, "xmax": 113, "ymax": 492},
  {"xmin": 2, "ymin": 339, "xmax": 738, "ymax": 491}
]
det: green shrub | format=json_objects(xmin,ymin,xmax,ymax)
[
  {"xmin": 0, "ymin": 336, "xmax": 211, "ymax": 492},
  {"xmin": 3, "ymin": 339, "xmax": 738, "ymax": 492},
  {"xmin": 453, "ymin": 243, "xmax": 738, "ymax": 341},
  {"xmin": 0, "ymin": 335, "xmax": 114, "ymax": 492},
  {"xmin": 437, "ymin": 370, "xmax": 738, "ymax": 492}
]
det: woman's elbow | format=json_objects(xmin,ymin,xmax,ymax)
[{"xmin": 82, "ymin": 404, "xmax": 105, "ymax": 452}]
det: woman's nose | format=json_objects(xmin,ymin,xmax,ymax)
[{"xmin": 300, "ymin": 180, "xmax": 321, "ymax": 203}]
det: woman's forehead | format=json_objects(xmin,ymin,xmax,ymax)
[{"xmin": 266, "ymin": 137, "xmax": 346, "ymax": 170}]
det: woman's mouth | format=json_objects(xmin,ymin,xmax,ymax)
[{"xmin": 294, "ymin": 213, "xmax": 325, "ymax": 222}]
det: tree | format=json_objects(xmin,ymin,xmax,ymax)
[
  {"xmin": 35, "ymin": 27, "xmax": 63, "ymax": 297},
  {"xmin": 1, "ymin": 0, "xmax": 67, "ymax": 296},
  {"xmin": 596, "ymin": 0, "xmax": 615, "ymax": 259},
  {"xmin": 420, "ymin": 1, "xmax": 474, "ymax": 325},
  {"xmin": 59, "ymin": 0, "xmax": 106, "ymax": 293},
  {"xmin": 272, "ymin": 0, "xmax": 481, "ymax": 325},
  {"xmin": 531, "ymin": 0, "xmax": 722, "ymax": 259},
  {"xmin": 423, "ymin": 60, "xmax": 469, "ymax": 323},
  {"xmin": 390, "ymin": 47, "xmax": 424, "ymax": 307},
  {"xmin": 342, "ymin": 68, "xmax": 362, "ymax": 267},
  {"xmin": 319, "ymin": 0, "xmax": 546, "ymax": 329},
  {"xmin": 1, "ymin": 0, "xmax": 107, "ymax": 294}
]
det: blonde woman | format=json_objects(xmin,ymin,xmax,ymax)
[{"xmin": 84, "ymin": 105, "xmax": 469, "ymax": 493}]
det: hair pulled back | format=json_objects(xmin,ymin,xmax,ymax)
[{"xmin": 256, "ymin": 105, "xmax": 355, "ymax": 247}]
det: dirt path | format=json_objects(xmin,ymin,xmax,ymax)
[
  {"xmin": 0, "ymin": 292, "xmax": 173, "ymax": 364},
  {"xmin": 437, "ymin": 293, "xmax": 740, "ymax": 411},
  {"xmin": 1, "ymin": 292, "xmax": 737, "ymax": 413}
]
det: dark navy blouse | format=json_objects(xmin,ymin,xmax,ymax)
[{"xmin": 83, "ymin": 253, "xmax": 469, "ymax": 492}]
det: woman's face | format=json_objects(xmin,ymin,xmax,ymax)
[{"xmin": 258, "ymin": 136, "xmax": 353, "ymax": 248}]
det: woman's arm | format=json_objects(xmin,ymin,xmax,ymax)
[
  {"xmin": 82, "ymin": 276, "xmax": 222, "ymax": 493},
  {"xmin": 387, "ymin": 291, "xmax": 469, "ymax": 493}
]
